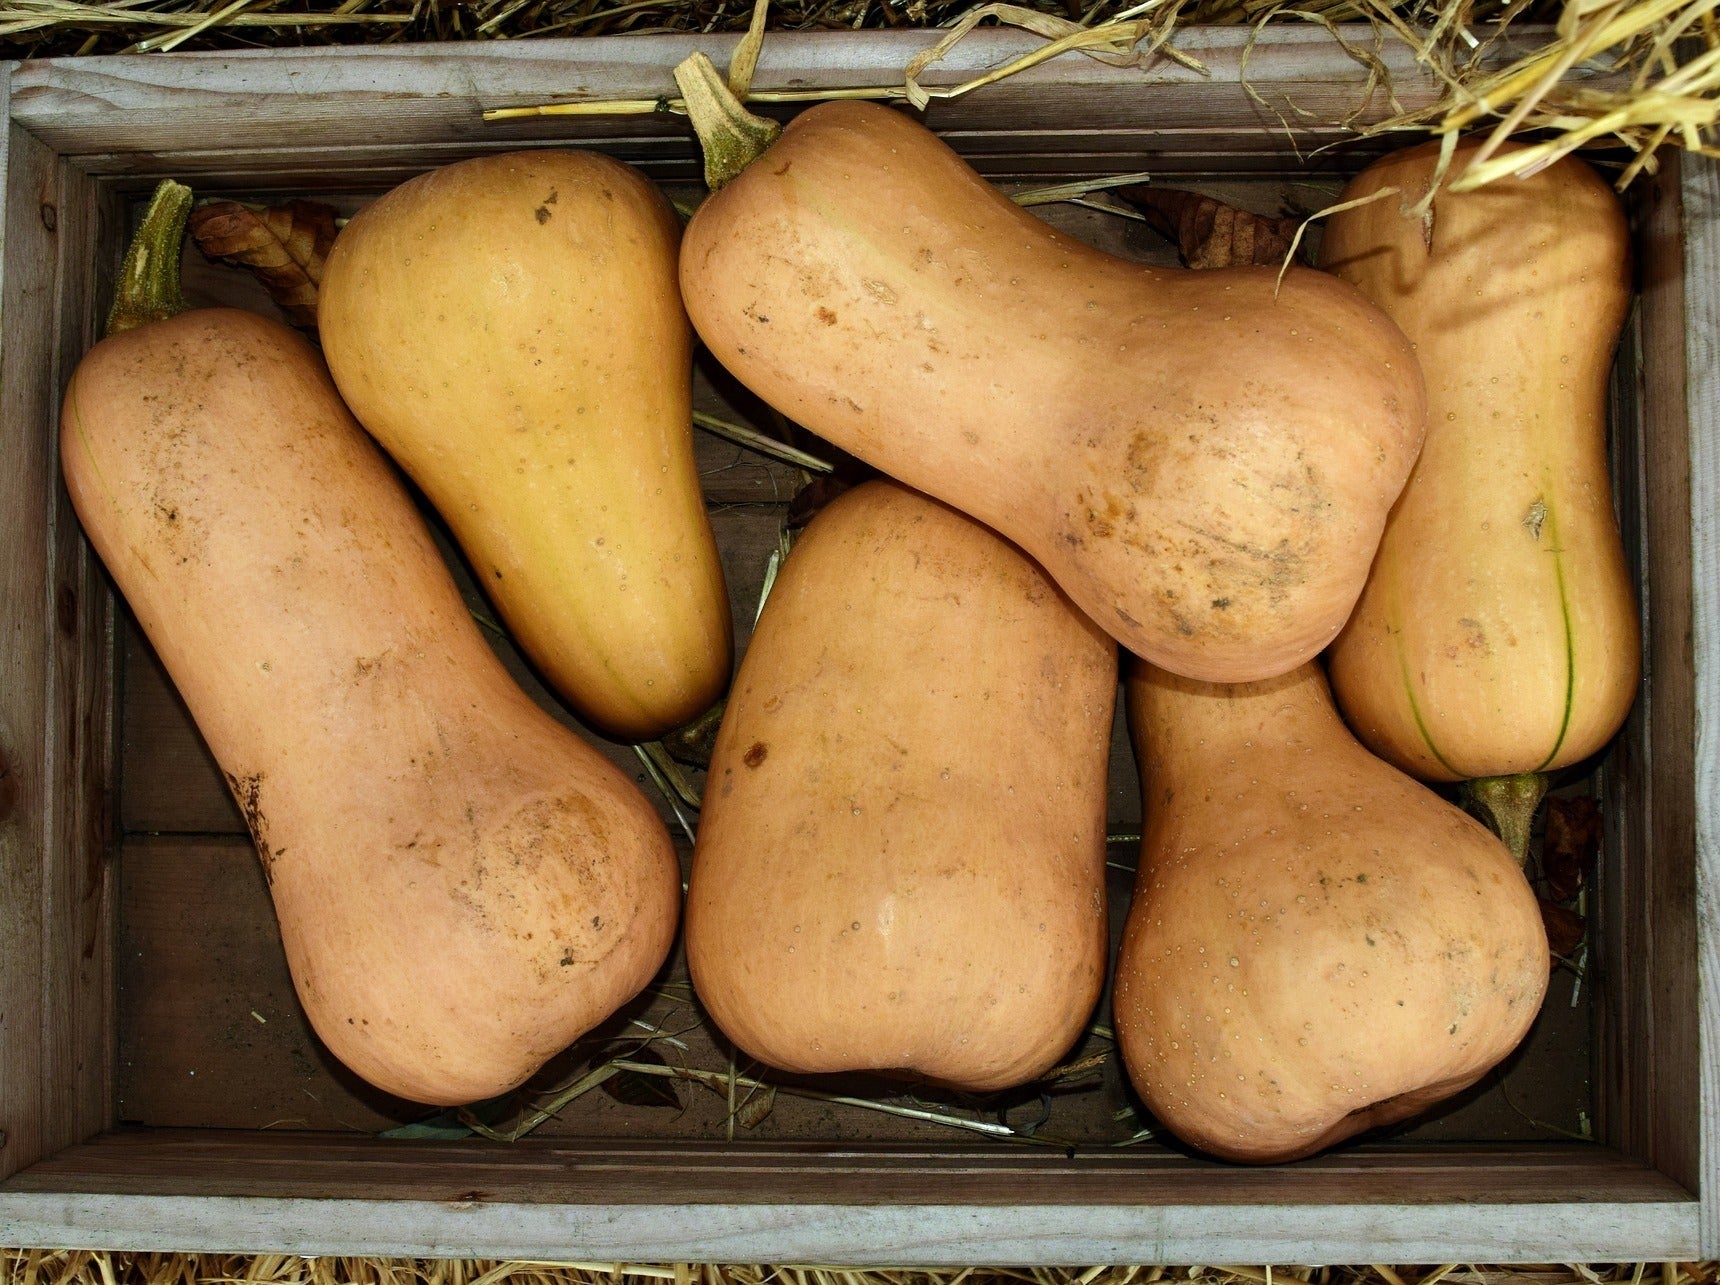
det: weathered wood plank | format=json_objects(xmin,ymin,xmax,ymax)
[
  {"xmin": 1677, "ymin": 152, "xmax": 1720, "ymax": 1257},
  {"xmin": 1593, "ymin": 148, "xmax": 1700, "ymax": 1193},
  {"xmin": 0, "ymin": 1134, "xmax": 1698, "ymax": 1261},
  {"xmin": 69, "ymin": 141, "xmax": 1370, "ymax": 191},
  {"xmin": 111, "ymin": 826, "xmax": 1587, "ymax": 1147},
  {"xmin": 0, "ymin": 103, "xmax": 65, "ymax": 1181},
  {"xmin": 42, "ymin": 143, "xmax": 118, "ymax": 1163},
  {"xmin": 113, "ymin": 835, "xmax": 1142, "ymax": 1142},
  {"xmin": 9, "ymin": 28, "xmax": 1585, "ymax": 163}
]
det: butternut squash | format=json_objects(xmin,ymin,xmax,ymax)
[
  {"xmin": 674, "ymin": 75, "xmax": 1425, "ymax": 683},
  {"xmin": 687, "ymin": 480, "xmax": 1116, "ymax": 1092},
  {"xmin": 319, "ymin": 150, "xmax": 731, "ymax": 742},
  {"xmin": 62, "ymin": 183, "xmax": 680, "ymax": 1106},
  {"xmin": 1114, "ymin": 660, "xmax": 1549, "ymax": 1163},
  {"xmin": 1321, "ymin": 140, "xmax": 1639, "ymax": 801}
]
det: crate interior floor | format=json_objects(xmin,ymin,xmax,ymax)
[{"xmin": 110, "ymin": 175, "xmax": 1595, "ymax": 1151}]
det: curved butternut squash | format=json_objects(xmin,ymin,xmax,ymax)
[
  {"xmin": 1322, "ymin": 139, "xmax": 1639, "ymax": 784},
  {"xmin": 1113, "ymin": 660, "xmax": 1549, "ymax": 1163},
  {"xmin": 677, "ymin": 93, "xmax": 1425, "ymax": 683},
  {"xmin": 687, "ymin": 480, "xmax": 1116, "ymax": 1092},
  {"xmin": 320, "ymin": 150, "xmax": 731, "ymax": 742},
  {"xmin": 62, "ymin": 188, "xmax": 680, "ymax": 1104}
]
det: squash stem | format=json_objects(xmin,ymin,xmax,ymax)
[
  {"xmin": 107, "ymin": 179, "xmax": 193, "ymax": 337},
  {"xmin": 1460, "ymin": 772, "xmax": 1550, "ymax": 868},
  {"xmin": 673, "ymin": 51, "xmax": 782, "ymax": 191}
]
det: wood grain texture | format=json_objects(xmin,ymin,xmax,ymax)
[
  {"xmin": 1591, "ymin": 150, "xmax": 1700, "ymax": 1193},
  {"xmin": 1677, "ymin": 151, "xmax": 1720, "ymax": 1257},
  {"xmin": 113, "ymin": 835, "xmax": 1145, "ymax": 1143},
  {"xmin": 7, "ymin": 28, "xmax": 1586, "ymax": 164},
  {"xmin": 0, "ymin": 86, "xmax": 54, "ymax": 1187},
  {"xmin": 0, "ymin": 118, "xmax": 117, "ymax": 1182},
  {"xmin": 0, "ymin": 1132, "xmax": 1698, "ymax": 1260},
  {"xmin": 42, "ymin": 150, "xmax": 118, "ymax": 1168}
]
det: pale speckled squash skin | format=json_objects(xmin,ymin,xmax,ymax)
[
  {"xmin": 1114, "ymin": 661, "xmax": 1548, "ymax": 1163},
  {"xmin": 679, "ymin": 100, "xmax": 1426, "ymax": 684},
  {"xmin": 1322, "ymin": 139, "xmax": 1640, "ymax": 782},
  {"xmin": 61, "ymin": 308, "xmax": 681, "ymax": 1106},
  {"xmin": 319, "ymin": 150, "xmax": 731, "ymax": 743},
  {"xmin": 687, "ymin": 481, "xmax": 1117, "ymax": 1093}
]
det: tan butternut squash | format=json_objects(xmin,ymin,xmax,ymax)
[
  {"xmin": 674, "ymin": 77, "xmax": 1425, "ymax": 683},
  {"xmin": 687, "ymin": 480, "xmax": 1116, "ymax": 1092},
  {"xmin": 1322, "ymin": 140, "xmax": 1639, "ymax": 805},
  {"xmin": 1113, "ymin": 660, "xmax": 1549, "ymax": 1163},
  {"xmin": 319, "ymin": 150, "xmax": 731, "ymax": 742},
  {"xmin": 62, "ymin": 184, "xmax": 680, "ymax": 1106}
]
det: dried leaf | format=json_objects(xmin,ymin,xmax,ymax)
[
  {"xmin": 1539, "ymin": 898, "xmax": 1587, "ymax": 960},
  {"xmin": 734, "ymin": 1084, "xmax": 777, "ymax": 1129},
  {"xmin": 1114, "ymin": 185, "xmax": 1302, "ymax": 269},
  {"xmin": 600, "ymin": 1049, "xmax": 685, "ymax": 1110},
  {"xmin": 1543, "ymin": 795, "xmax": 1602, "ymax": 902},
  {"xmin": 188, "ymin": 198, "xmax": 339, "ymax": 331}
]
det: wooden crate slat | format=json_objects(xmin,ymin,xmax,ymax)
[
  {"xmin": 43, "ymin": 141, "xmax": 117, "ymax": 1164},
  {"xmin": 0, "ymin": 82, "xmax": 107, "ymax": 1180},
  {"xmin": 0, "ymin": 1184, "xmax": 1698, "ymax": 1263},
  {"xmin": 7, "ymin": 28, "xmax": 1577, "ymax": 161},
  {"xmin": 1677, "ymin": 151, "xmax": 1720, "ymax": 1258},
  {"xmin": 69, "ymin": 143, "xmax": 1366, "ymax": 192},
  {"xmin": 1593, "ymin": 147, "xmax": 1702, "ymax": 1194},
  {"xmin": 0, "ymin": 86, "xmax": 50, "ymax": 1186}
]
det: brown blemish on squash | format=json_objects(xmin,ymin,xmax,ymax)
[
  {"xmin": 225, "ymin": 771, "xmax": 272, "ymax": 883},
  {"xmin": 744, "ymin": 741, "xmax": 769, "ymax": 768},
  {"xmin": 815, "ymin": 307, "xmax": 837, "ymax": 326}
]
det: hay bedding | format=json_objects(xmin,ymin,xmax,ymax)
[{"xmin": 1, "ymin": 1258, "xmax": 1714, "ymax": 1285}]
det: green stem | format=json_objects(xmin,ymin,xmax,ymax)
[
  {"xmin": 106, "ymin": 179, "xmax": 193, "ymax": 337},
  {"xmin": 1460, "ymin": 772, "xmax": 1550, "ymax": 868},
  {"xmin": 671, "ymin": 51, "xmax": 782, "ymax": 191}
]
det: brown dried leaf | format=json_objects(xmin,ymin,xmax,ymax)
[
  {"xmin": 188, "ymin": 198, "xmax": 339, "ymax": 331},
  {"xmin": 734, "ymin": 1084, "xmax": 777, "ymax": 1129},
  {"xmin": 1538, "ymin": 898, "xmax": 1587, "ymax": 961},
  {"xmin": 1114, "ymin": 185, "xmax": 1302, "ymax": 270},
  {"xmin": 1543, "ymin": 795, "xmax": 1602, "ymax": 902}
]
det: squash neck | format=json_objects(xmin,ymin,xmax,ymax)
[
  {"xmin": 107, "ymin": 180, "xmax": 192, "ymax": 337},
  {"xmin": 1129, "ymin": 661, "xmax": 1338, "ymax": 765}
]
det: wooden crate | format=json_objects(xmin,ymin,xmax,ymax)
[{"xmin": 0, "ymin": 25, "xmax": 1714, "ymax": 1264}]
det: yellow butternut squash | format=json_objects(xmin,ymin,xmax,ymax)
[{"xmin": 320, "ymin": 150, "xmax": 731, "ymax": 741}]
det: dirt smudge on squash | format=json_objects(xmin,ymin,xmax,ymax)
[{"xmin": 225, "ymin": 770, "xmax": 273, "ymax": 884}]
